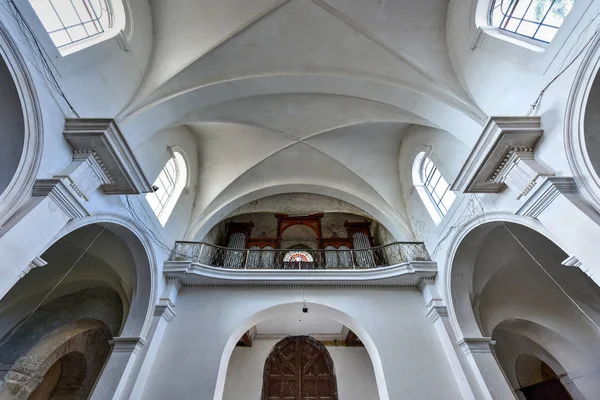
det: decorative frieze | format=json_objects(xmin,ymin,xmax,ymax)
[{"xmin": 452, "ymin": 116, "xmax": 552, "ymax": 199}]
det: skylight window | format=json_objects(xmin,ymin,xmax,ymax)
[{"xmin": 489, "ymin": 0, "xmax": 574, "ymax": 43}]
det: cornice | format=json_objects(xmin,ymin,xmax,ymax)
[
  {"xmin": 457, "ymin": 337, "xmax": 496, "ymax": 355},
  {"xmin": 182, "ymin": 283, "xmax": 420, "ymax": 289},
  {"xmin": 517, "ymin": 177, "xmax": 578, "ymax": 218},
  {"xmin": 451, "ymin": 116, "xmax": 545, "ymax": 194},
  {"xmin": 32, "ymin": 178, "xmax": 89, "ymax": 219},
  {"xmin": 163, "ymin": 260, "xmax": 438, "ymax": 287},
  {"xmin": 109, "ymin": 337, "xmax": 146, "ymax": 354},
  {"xmin": 63, "ymin": 119, "xmax": 152, "ymax": 194}
]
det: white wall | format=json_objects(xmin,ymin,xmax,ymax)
[
  {"xmin": 141, "ymin": 287, "xmax": 463, "ymax": 400},
  {"xmin": 222, "ymin": 339, "xmax": 379, "ymax": 400}
]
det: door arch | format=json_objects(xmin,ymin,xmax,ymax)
[{"xmin": 261, "ymin": 336, "xmax": 338, "ymax": 400}]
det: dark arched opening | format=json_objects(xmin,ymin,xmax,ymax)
[{"xmin": 261, "ymin": 336, "xmax": 338, "ymax": 400}]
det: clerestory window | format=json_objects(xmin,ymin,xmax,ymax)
[
  {"xmin": 28, "ymin": 0, "xmax": 125, "ymax": 54},
  {"xmin": 489, "ymin": 0, "xmax": 575, "ymax": 43},
  {"xmin": 146, "ymin": 151, "xmax": 187, "ymax": 227},
  {"xmin": 413, "ymin": 152, "xmax": 456, "ymax": 224}
]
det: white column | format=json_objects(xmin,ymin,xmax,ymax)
[
  {"xmin": 89, "ymin": 337, "xmax": 146, "ymax": 400},
  {"xmin": 0, "ymin": 178, "xmax": 88, "ymax": 300},
  {"xmin": 419, "ymin": 279, "xmax": 477, "ymax": 400},
  {"xmin": 518, "ymin": 177, "xmax": 600, "ymax": 287},
  {"xmin": 127, "ymin": 278, "xmax": 182, "ymax": 400},
  {"xmin": 457, "ymin": 338, "xmax": 517, "ymax": 400}
]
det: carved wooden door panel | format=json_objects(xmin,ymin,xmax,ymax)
[{"xmin": 261, "ymin": 336, "xmax": 338, "ymax": 400}]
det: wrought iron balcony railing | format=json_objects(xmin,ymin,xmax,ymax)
[{"xmin": 168, "ymin": 241, "xmax": 431, "ymax": 270}]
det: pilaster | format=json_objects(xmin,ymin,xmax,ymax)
[
  {"xmin": 457, "ymin": 338, "xmax": 517, "ymax": 399},
  {"xmin": 419, "ymin": 279, "xmax": 476, "ymax": 400}
]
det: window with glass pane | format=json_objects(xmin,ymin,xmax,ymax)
[
  {"xmin": 28, "ymin": 0, "xmax": 114, "ymax": 48},
  {"xmin": 489, "ymin": 0, "xmax": 574, "ymax": 43},
  {"xmin": 146, "ymin": 152, "xmax": 187, "ymax": 226},
  {"xmin": 420, "ymin": 156, "xmax": 456, "ymax": 218}
]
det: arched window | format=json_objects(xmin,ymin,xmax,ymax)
[
  {"xmin": 412, "ymin": 152, "xmax": 456, "ymax": 224},
  {"xmin": 28, "ymin": 0, "xmax": 126, "ymax": 55},
  {"xmin": 489, "ymin": 0, "xmax": 574, "ymax": 43},
  {"xmin": 146, "ymin": 151, "xmax": 187, "ymax": 227}
]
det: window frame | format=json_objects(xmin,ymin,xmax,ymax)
[
  {"xmin": 146, "ymin": 149, "xmax": 188, "ymax": 227},
  {"xmin": 488, "ymin": 0, "xmax": 575, "ymax": 44},
  {"xmin": 412, "ymin": 151, "xmax": 456, "ymax": 225},
  {"xmin": 25, "ymin": 0, "xmax": 128, "ymax": 56}
]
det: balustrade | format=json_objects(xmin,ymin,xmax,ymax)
[{"xmin": 168, "ymin": 241, "xmax": 430, "ymax": 269}]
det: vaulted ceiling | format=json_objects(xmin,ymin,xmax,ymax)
[{"xmin": 118, "ymin": 0, "xmax": 487, "ymax": 240}]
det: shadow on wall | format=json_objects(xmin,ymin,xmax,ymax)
[{"xmin": 0, "ymin": 52, "xmax": 24, "ymax": 198}]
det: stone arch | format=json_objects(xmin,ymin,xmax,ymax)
[
  {"xmin": 0, "ymin": 319, "xmax": 112, "ymax": 400},
  {"xmin": 443, "ymin": 212, "xmax": 563, "ymax": 340},
  {"xmin": 46, "ymin": 214, "xmax": 158, "ymax": 338},
  {"xmin": 445, "ymin": 212, "xmax": 600, "ymax": 398},
  {"xmin": 0, "ymin": 23, "xmax": 43, "ymax": 227},
  {"xmin": 215, "ymin": 302, "xmax": 389, "ymax": 400},
  {"xmin": 565, "ymin": 30, "xmax": 600, "ymax": 215}
]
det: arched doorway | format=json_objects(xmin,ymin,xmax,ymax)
[
  {"xmin": 261, "ymin": 336, "xmax": 338, "ymax": 400},
  {"xmin": 515, "ymin": 354, "xmax": 571, "ymax": 400},
  {"xmin": 447, "ymin": 219, "xmax": 600, "ymax": 398}
]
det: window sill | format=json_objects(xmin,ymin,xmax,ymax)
[{"xmin": 471, "ymin": 26, "xmax": 546, "ymax": 53}]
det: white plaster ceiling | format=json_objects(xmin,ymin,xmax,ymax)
[{"xmin": 119, "ymin": 0, "xmax": 489, "ymax": 240}]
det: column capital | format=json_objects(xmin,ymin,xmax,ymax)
[
  {"xmin": 19, "ymin": 256, "xmax": 48, "ymax": 278},
  {"xmin": 425, "ymin": 301, "xmax": 448, "ymax": 323},
  {"xmin": 109, "ymin": 337, "xmax": 146, "ymax": 355},
  {"xmin": 33, "ymin": 178, "xmax": 90, "ymax": 219},
  {"xmin": 517, "ymin": 177, "xmax": 578, "ymax": 218},
  {"xmin": 154, "ymin": 299, "xmax": 176, "ymax": 322},
  {"xmin": 457, "ymin": 337, "xmax": 496, "ymax": 355}
]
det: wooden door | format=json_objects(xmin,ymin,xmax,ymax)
[
  {"xmin": 520, "ymin": 378, "xmax": 572, "ymax": 400},
  {"xmin": 261, "ymin": 336, "xmax": 338, "ymax": 400}
]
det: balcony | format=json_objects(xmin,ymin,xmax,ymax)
[{"xmin": 164, "ymin": 241, "xmax": 437, "ymax": 286}]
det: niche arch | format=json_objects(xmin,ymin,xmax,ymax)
[
  {"xmin": 0, "ymin": 23, "xmax": 43, "ymax": 227},
  {"xmin": 0, "ymin": 319, "xmax": 112, "ymax": 400},
  {"xmin": 215, "ymin": 301, "xmax": 390, "ymax": 400}
]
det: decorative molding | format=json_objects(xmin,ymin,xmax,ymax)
[
  {"xmin": 562, "ymin": 255, "xmax": 583, "ymax": 268},
  {"xmin": 564, "ymin": 30, "xmax": 600, "ymax": 216},
  {"xmin": 517, "ymin": 177, "xmax": 578, "ymax": 218},
  {"xmin": 426, "ymin": 302, "xmax": 448, "ymax": 323},
  {"xmin": 457, "ymin": 337, "xmax": 496, "ymax": 355},
  {"xmin": 0, "ymin": 23, "xmax": 43, "ymax": 228},
  {"xmin": 109, "ymin": 337, "xmax": 146, "ymax": 355},
  {"xmin": 19, "ymin": 256, "xmax": 47, "ymax": 278},
  {"xmin": 63, "ymin": 119, "xmax": 152, "ymax": 194},
  {"xmin": 163, "ymin": 260, "xmax": 437, "ymax": 287},
  {"xmin": 452, "ymin": 116, "xmax": 551, "ymax": 198},
  {"xmin": 154, "ymin": 300, "xmax": 176, "ymax": 322},
  {"xmin": 183, "ymin": 283, "xmax": 420, "ymax": 289},
  {"xmin": 32, "ymin": 179, "xmax": 89, "ymax": 219}
]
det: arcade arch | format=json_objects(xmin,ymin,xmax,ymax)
[
  {"xmin": 0, "ymin": 218, "xmax": 156, "ymax": 399},
  {"xmin": 447, "ymin": 219, "xmax": 600, "ymax": 398}
]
